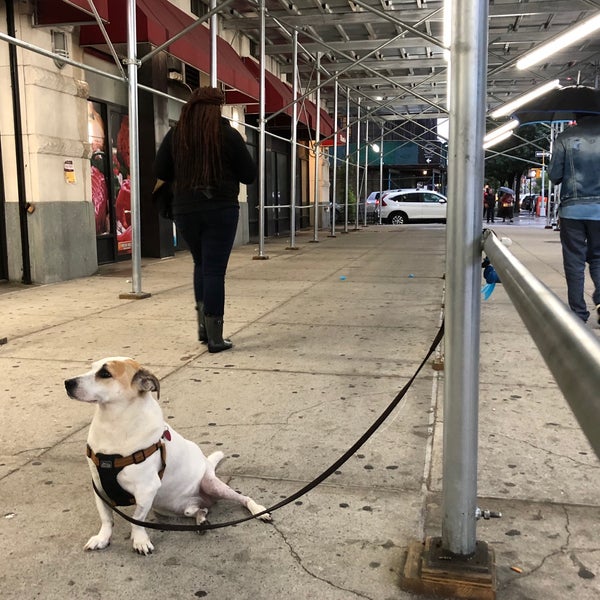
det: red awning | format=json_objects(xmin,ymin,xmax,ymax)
[
  {"xmin": 79, "ymin": 0, "xmax": 259, "ymax": 103},
  {"xmin": 238, "ymin": 57, "xmax": 335, "ymax": 135},
  {"xmin": 36, "ymin": 0, "xmax": 109, "ymax": 26},
  {"xmin": 238, "ymin": 57, "xmax": 303, "ymax": 123},
  {"xmin": 321, "ymin": 131, "xmax": 347, "ymax": 147},
  {"xmin": 318, "ymin": 108, "xmax": 334, "ymax": 138},
  {"xmin": 303, "ymin": 103, "xmax": 334, "ymax": 138}
]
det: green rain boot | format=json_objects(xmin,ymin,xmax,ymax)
[{"xmin": 204, "ymin": 315, "xmax": 233, "ymax": 353}]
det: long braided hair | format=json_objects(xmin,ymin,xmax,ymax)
[{"xmin": 173, "ymin": 87, "xmax": 224, "ymax": 191}]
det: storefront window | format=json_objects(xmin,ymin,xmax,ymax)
[
  {"xmin": 110, "ymin": 112, "xmax": 132, "ymax": 256},
  {"xmin": 88, "ymin": 101, "xmax": 110, "ymax": 236}
]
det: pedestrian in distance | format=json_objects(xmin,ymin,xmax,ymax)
[
  {"xmin": 154, "ymin": 87, "xmax": 257, "ymax": 352},
  {"xmin": 483, "ymin": 185, "xmax": 496, "ymax": 223},
  {"xmin": 549, "ymin": 113, "xmax": 600, "ymax": 324},
  {"xmin": 499, "ymin": 190, "xmax": 514, "ymax": 223}
]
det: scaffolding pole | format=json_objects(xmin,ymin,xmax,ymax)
[
  {"xmin": 311, "ymin": 52, "xmax": 321, "ymax": 243},
  {"xmin": 119, "ymin": 0, "xmax": 149, "ymax": 299},
  {"xmin": 287, "ymin": 30, "xmax": 299, "ymax": 250},
  {"xmin": 329, "ymin": 79, "xmax": 339, "ymax": 237},
  {"xmin": 400, "ymin": 0, "xmax": 495, "ymax": 595},
  {"xmin": 254, "ymin": 0, "xmax": 268, "ymax": 260}
]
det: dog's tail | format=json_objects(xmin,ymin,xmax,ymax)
[{"xmin": 207, "ymin": 450, "xmax": 225, "ymax": 469}]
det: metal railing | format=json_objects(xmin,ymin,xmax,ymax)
[{"xmin": 482, "ymin": 230, "xmax": 600, "ymax": 459}]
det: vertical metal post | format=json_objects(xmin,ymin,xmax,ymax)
[
  {"xmin": 255, "ymin": 0, "xmax": 268, "ymax": 259},
  {"xmin": 441, "ymin": 0, "xmax": 488, "ymax": 556},
  {"xmin": 354, "ymin": 97, "xmax": 361, "ymax": 230},
  {"xmin": 311, "ymin": 52, "xmax": 321, "ymax": 243},
  {"xmin": 209, "ymin": 0, "xmax": 217, "ymax": 88},
  {"xmin": 120, "ymin": 0, "xmax": 149, "ymax": 299},
  {"xmin": 378, "ymin": 123, "xmax": 384, "ymax": 225},
  {"xmin": 329, "ymin": 78, "xmax": 338, "ymax": 237},
  {"xmin": 288, "ymin": 30, "xmax": 299, "ymax": 250},
  {"xmin": 363, "ymin": 119, "xmax": 369, "ymax": 226},
  {"xmin": 343, "ymin": 90, "xmax": 350, "ymax": 234},
  {"xmin": 542, "ymin": 152, "xmax": 548, "ymax": 226}
]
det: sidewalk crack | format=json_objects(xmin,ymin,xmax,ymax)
[{"xmin": 270, "ymin": 521, "xmax": 375, "ymax": 599}]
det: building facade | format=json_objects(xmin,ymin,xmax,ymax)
[{"xmin": 0, "ymin": 0, "xmax": 329, "ymax": 284}]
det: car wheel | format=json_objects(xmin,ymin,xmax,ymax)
[{"xmin": 390, "ymin": 212, "xmax": 408, "ymax": 225}]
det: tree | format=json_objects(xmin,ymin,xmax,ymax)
[{"xmin": 484, "ymin": 123, "xmax": 550, "ymax": 201}]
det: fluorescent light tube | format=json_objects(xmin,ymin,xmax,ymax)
[
  {"xmin": 490, "ymin": 79, "xmax": 560, "ymax": 119},
  {"xmin": 483, "ymin": 130, "xmax": 513, "ymax": 149},
  {"xmin": 517, "ymin": 13, "xmax": 600, "ymax": 70},
  {"xmin": 484, "ymin": 119, "xmax": 519, "ymax": 144}
]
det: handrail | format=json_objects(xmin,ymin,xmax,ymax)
[{"xmin": 482, "ymin": 229, "xmax": 600, "ymax": 459}]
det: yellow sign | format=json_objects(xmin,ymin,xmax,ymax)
[{"xmin": 64, "ymin": 160, "xmax": 76, "ymax": 184}]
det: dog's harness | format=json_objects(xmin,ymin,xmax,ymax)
[{"xmin": 86, "ymin": 430, "xmax": 170, "ymax": 506}]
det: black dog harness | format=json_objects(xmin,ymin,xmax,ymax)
[{"xmin": 86, "ymin": 430, "xmax": 169, "ymax": 506}]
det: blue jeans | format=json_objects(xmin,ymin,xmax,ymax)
[
  {"xmin": 559, "ymin": 218, "xmax": 600, "ymax": 321},
  {"xmin": 174, "ymin": 205, "xmax": 239, "ymax": 316}
]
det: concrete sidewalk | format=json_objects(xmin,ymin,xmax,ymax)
[{"xmin": 0, "ymin": 217, "xmax": 598, "ymax": 600}]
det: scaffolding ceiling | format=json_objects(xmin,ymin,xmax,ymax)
[{"xmin": 221, "ymin": 0, "xmax": 600, "ymax": 120}]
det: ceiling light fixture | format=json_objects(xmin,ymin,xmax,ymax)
[
  {"xmin": 490, "ymin": 79, "xmax": 560, "ymax": 119},
  {"xmin": 517, "ymin": 13, "xmax": 600, "ymax": 70},
  {"xmin": 483, "ymin": 119, "xmax": 519, "ymax": 146},
  {"xmin": 483, "ymin": 130, "xmax": 514, "ymax": 150}
]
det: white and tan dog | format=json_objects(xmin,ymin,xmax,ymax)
[{"xmin": 65, "ymin": 357, "xmax": 271, "ymax": 554}]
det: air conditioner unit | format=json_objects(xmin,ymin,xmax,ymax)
[
  {"xmin": 166, "ymin": 58, "xmax": 200, "ymax": 90},
  {"xmin": 167, "ymin": 57, "xmax": 184, "ymax": 82}
]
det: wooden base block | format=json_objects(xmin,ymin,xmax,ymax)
[
  {"xmin": 399, "ymin": 537, "xmax": 496, "ymax": 600},
  {"xmin": 118, "ymin": 291, "xmax": 151, "ymax": 300}
]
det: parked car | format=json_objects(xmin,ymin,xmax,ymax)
[
  {"xmin": 359, "ymin": 191, "xmax": 380, "ymax": 221},
  {"xmin": 380, "ymin": 188, "xmax": 403, "ymax": 201},
  {"xmin": 360, "ymin": 190, "xmax": 406, "ymax": 222},
  {"xmin": 520, "ymin": 194, "xmax": 537, "ymax": 212},
  {"xmin": 378, "ymin": 189, "xmax": 447, "ymax": 224}
]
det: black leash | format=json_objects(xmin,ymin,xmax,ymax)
[{"xmin": 92, "ymin": 321, "xmax": 445, "ymax": 532}]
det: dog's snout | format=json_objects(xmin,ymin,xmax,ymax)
[{"xmin": 65, "ymin": 378, "xmax": 78, "ymax": 397}]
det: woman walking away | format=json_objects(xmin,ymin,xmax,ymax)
[{"xmin": 155, "ymin": 87, "xmax": 257, "ymax": 352}]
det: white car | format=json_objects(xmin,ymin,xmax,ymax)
[{"xmin": 378, "ymin": 189, "xmax": 447, "ymax": 224}]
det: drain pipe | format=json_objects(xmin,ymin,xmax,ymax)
[
  {"xmin": 6, "ymin": 1, "xmax": 32, "ymax": 284},
  {"xmin": 0, "ymin": 123, "xmax": 8, "ymax": 279}
]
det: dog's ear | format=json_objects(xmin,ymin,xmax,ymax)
[{"xmin": 132, "ymin": 368, "xmax": 161, "ymax": 399}]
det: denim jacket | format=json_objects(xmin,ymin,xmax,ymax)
[{"xmin": 548, "ymin": 116, "xmax": 600, "ymax": 209}]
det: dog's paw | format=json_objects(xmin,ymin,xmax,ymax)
[
  {"xmin": 247, "ymin": 499, "xmax": 272, "ymax": 522},
  {"xmin": 84, "ymin": 534, "xmax": 111, "ymax": 551},
  {"xmin": 193, "ymin": 507, "xmax": 209, "ymax": 524},
  {"xmin": 131, "ymin": 534, "xmax": 154, "ymax": 555}
]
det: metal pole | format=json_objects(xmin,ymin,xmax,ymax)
[
  {"xmin": 255, "ymin": 0, "xmax": 268, "ymax": 259},
  {"xmin": 120, "ymin": 0, "xmax": 149, "ymax": 299},
  {"xmin": 379, "ymin": 123, "xmax": 384, "ymax": 225},
  {"xmin": 354, "ymin": 97, "xmax": 361, "ymax": 230},
  {"xmin": 288, "ymin": 30, "xmax": 299, "ymax": 250},
  {"xmin": 343, "ymin": 90, "xmax": 350, "ymax": 234},
  {"xmin": 311, "ymin": 52, "xmax": 321, "ymax": 243},
  {"xmin": 441, "ymin": 0, "xmax": 488, "ymax": 556},
  {"xmin": 210, "ymin": 0, "xmax": 217, "ymax": 88},
  {"xmin": 330, "ymin": 78, "xmax": 339, "ymax": 237},
  {"xmin": 363, "ymin": 120, "xmax": 369, "ymax": 226},
  {"xmin": 543, "ymin": 152, "xmax": 549, "ymax": 227}
]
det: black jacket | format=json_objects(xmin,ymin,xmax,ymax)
[{"xmin": 154, "ymin": 118, "xmax": 256, "ymax": 215}]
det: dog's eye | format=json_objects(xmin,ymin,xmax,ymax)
[{"xmin": 97, "ymin": 367, "xmax": 112, "ymax": 379}]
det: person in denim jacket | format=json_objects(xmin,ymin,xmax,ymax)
[{"xmin": 549, "ymin": 114, "xmax": 600, "ymax": 323}]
